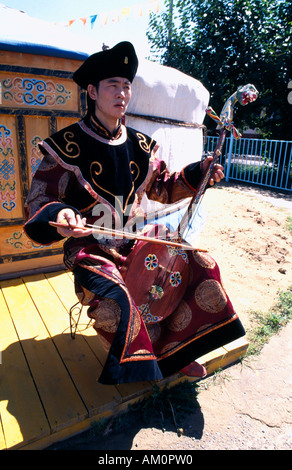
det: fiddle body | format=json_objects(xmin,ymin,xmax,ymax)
[{"xmin": 120, "ymin": 225, "xmax": 190, "ymax": 324}]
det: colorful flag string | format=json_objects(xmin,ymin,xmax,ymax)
[{"xmin": 60, "ymin": 0, "xmax": 160, "ymax": 29}]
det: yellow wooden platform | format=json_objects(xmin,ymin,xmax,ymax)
[{"xmin": 0, "ymin": 270, "xmax": 248, "ymax": 450}]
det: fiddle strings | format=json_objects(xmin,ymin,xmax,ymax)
[{"xmin": 177, "ymin": 128, "xmax": 227, "ymax": 241}]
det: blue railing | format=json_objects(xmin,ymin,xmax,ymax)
[{"xmin": 203, "ymin": 136, "xmax": 292, "ymax": 192}]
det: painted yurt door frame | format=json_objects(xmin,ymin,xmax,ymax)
[{"xmin": 0, "ymin": 50, "xmax": 86, "ymax": 278}]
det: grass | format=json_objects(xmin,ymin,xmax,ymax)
[
  {"xmin": 90, "ymin": 380, "xmax": 200, "ymax": 438},
  {"xmin": 128, "ymin": 381, "xmax": 200, "ymax": 431},
  {"xmin": 287, "ymin": 216, "xmax": 292, "ymax": 234},
  {"xmin": 246, "ymin": 286, "xmax": 292, "ymax": 356}
]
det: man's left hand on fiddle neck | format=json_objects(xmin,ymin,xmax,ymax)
[{"xmin": 200, "ymin": 155, "xmax": 224, "ymax": 186}]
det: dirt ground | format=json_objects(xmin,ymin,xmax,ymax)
[
  {"xmin": 194, "ymin": 182, "xmax": 292, "ymax": 333},
  {"xmin": 48, "ymin": 182, "xmax": 292, "ymax": 451}
]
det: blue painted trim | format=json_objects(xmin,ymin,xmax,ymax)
[{"xmin": 0, "ymin": 40, "xmax": 90, "ymax": 60}]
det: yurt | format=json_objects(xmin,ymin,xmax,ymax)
[{"xmin": 0, "ymin": 4, "xmax": 209, "ymax": 278}]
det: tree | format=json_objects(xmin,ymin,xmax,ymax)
[{"xmin": 147, "ymin": 0, "xmax": 292, "ymax": 139}]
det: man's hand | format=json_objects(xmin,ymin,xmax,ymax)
[
  {"xmin": 201, "ymin": 155, "xmax": 224, "ymax": 186},
  {"xmin": 55, "ymin": 208, "xmax": 92, "ymax": 238}
]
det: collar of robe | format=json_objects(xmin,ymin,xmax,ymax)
[{"xmin": 87, "ymin": 113, "xmax": 123, "ymax": 141}]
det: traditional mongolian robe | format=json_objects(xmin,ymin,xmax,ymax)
[{"xmin": 24, "ymin": 115, "xmax": 245, "ymax": 384}]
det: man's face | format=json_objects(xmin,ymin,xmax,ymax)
[{"xmin": 91, "ymin": 77, "xmax": 132, "ymax": 123}]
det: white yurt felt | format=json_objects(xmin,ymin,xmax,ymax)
[{"xmin": 126, "ymin": 57, "xmax": 209, "ymax": 172}]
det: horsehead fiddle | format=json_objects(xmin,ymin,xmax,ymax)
[
  {"xmin": 120, "ymin": 84, "xmax": 258, "ymax": 324},
  {"xmin": 177, "ymin": 83, "xmax": 259, "ymax": 239},
  {"xmin": 50, "ymin": 84, "xmax": 258, "ymax": 325}
]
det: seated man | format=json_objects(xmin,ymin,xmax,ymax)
[{"xmin": 24, "ymin": 42, "xmax": 245, "ymax": 385}]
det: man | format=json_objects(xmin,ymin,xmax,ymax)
[{"xmin": 24, "ymin": 42, "xmax": 245, "ymax": 385}]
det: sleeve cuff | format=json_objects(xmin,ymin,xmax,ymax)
[
  {"xmin": 24, "ymin": 202, "xmax": 80, "ymax": 245},
  {"xmin": 181, "ymin": 161, "xmax": 203, "ymax": 191}
]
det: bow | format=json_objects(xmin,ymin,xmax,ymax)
[{"xmin": 49, "ymin": 221, "xmax": 207, "ymax": 251}]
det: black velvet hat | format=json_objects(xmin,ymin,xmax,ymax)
[{"xmin": 73, "ymin": 41, "xmax": 138, "ymax": 89}]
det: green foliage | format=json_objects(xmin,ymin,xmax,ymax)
[
  {"xmin": 247, "ymin": 286, "xmax": 292, "ymax": 355},
  {"xmin": 147, "ymin": 0, "xmax": 292, "ymax": 139},
  {"xmin": 129, "ymin": 381, "xmax": 200, "ymax": 430},
  {"xmin": 91, "ymin": 381, "xmax": 200, "ymax": 437},
  {"xmin": 287, "ymin": 216, "xmax": 292, "ymax": 234}
]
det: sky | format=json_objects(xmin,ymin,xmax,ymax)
[{"xmin": 1, "ymin": 0, "xmax": 166, "ymax": 57}]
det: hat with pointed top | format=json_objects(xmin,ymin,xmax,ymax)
[{"xmin": 73, "ymin": 41, "xmax": 138, "ymax": 89}]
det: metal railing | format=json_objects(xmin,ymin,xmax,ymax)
[{"xmin": 203, "ymin": 135, "xmax": 292, "ymax": 192}]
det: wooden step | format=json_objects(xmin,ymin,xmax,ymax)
[{"xmin": 0, "ymin": 271, "xmax": 248, "ymax": 450}]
